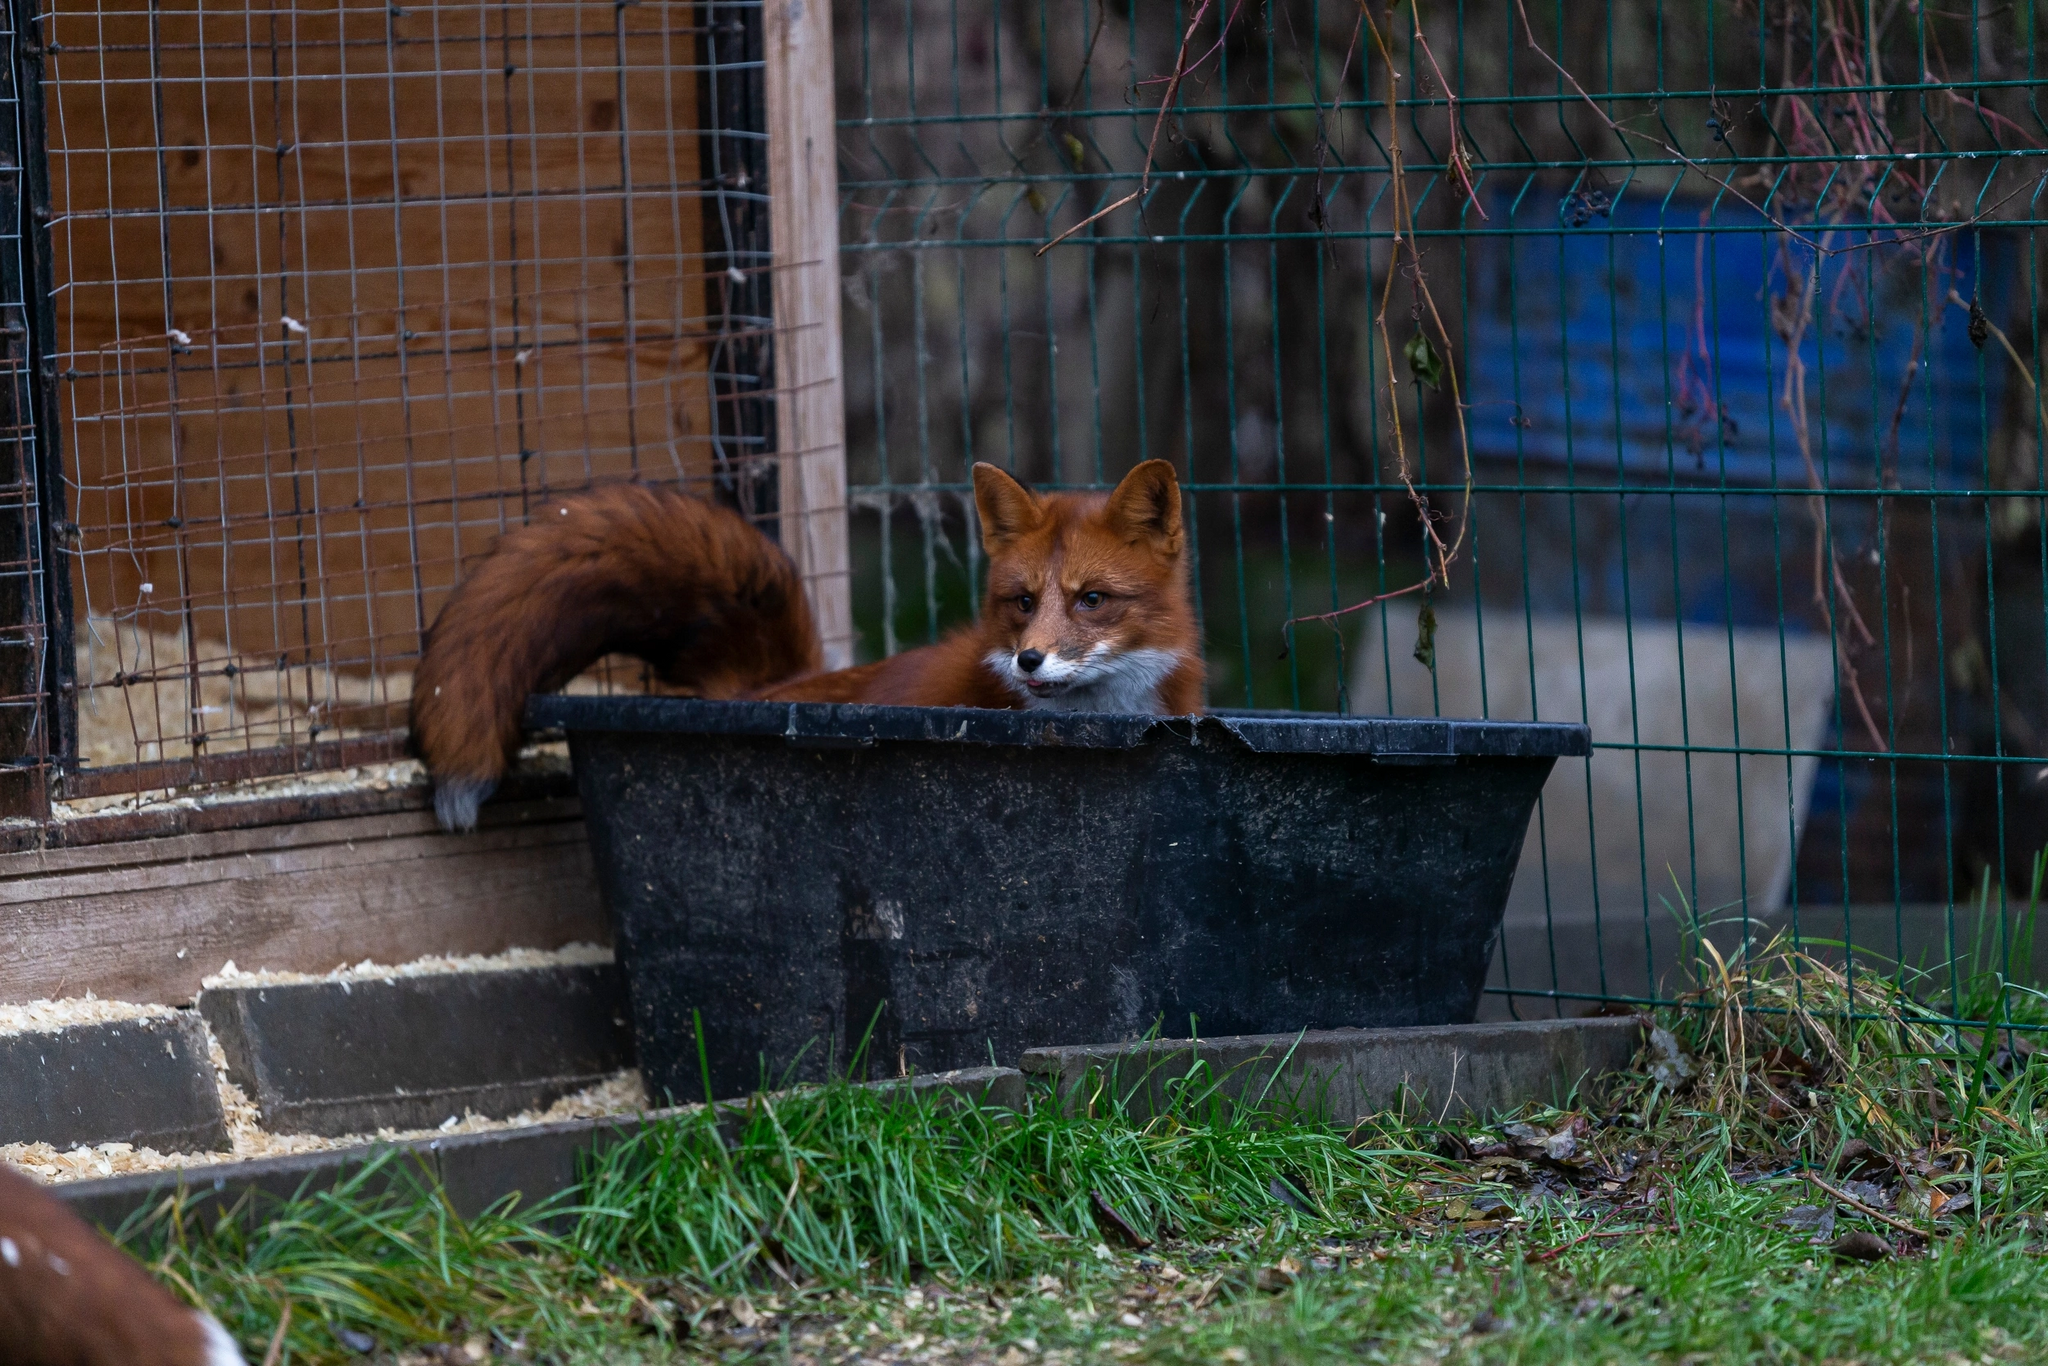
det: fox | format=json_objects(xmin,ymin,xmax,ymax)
[
  {"xmin": 0, "ymin": 1163, "xmax": 247, "ymax": 1366},
  {"xmin": 412, "ymin": 459, "xmax": 1205, "ymax": 830}
]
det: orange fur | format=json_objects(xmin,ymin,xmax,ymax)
[
  {"xmin": 411, "ymin": 483, "xmax": 820, "ymax": 828},
  {"xmin": 412, "ymin": 462, "xmax": 1204, "ymax": 828},
  {"xmin": 0, "ymin": 1164, "xmax": 245, "ymax": 1366}
]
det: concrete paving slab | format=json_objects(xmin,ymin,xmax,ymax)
[
  {"xmin": 0, "ymin": 1012, "xmax": 227, "ymax": 1152},
  {"xmin": 1019, "ymin": 1017, "xmax": 1646, "ymax": 1122}
]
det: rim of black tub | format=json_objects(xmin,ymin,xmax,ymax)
[{"xmin": 523, "ymin": 694, "xmax": 1591, "ymax": 759}]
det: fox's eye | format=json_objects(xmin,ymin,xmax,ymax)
[
  {"xmin": 1078, "ymin": 591, "xmax": 1105, "ymax": 610},
  {"xmin": 1016, "ymin": 594, "xmax": 1035, "ymax": 614}
]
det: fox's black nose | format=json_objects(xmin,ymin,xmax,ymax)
[{"xmin": 1016, "ymin": 649, "xmax": 1045, "ymax": 674}]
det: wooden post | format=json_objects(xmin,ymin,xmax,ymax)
[
  {"xmin": 763, "ymin": 0, "xmax": 853, "ymax": 669},
  {"xmin": 0, "ymin": 0, "xmax": 59, "ymax": 819}
]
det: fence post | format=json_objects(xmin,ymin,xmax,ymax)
[
  {"xmin": 0, "ymin": 0, "xmax": 66, "ymax": 819},
  {"xmin": 763, "ymin": 0, "xmax": 852, "ymax": 670}
]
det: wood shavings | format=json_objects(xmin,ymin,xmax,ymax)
[
  {"xmin": 0, "ymin": 996, "xmax": 178, "ymax": 1035},
  {"xmin": 202, "ymin": 942, "xmax": 613, "ymax": 989},
  {"xmin": 54, "ymin": 760, "xmax": 428, "ymax": 818},
  {"xmin": 1, "ymin": 1066, "xmax": 649, "ymax": 1183},
  {"xmin": 0, "ymin": 955, "xmax": 642, "ymax": 1185}
]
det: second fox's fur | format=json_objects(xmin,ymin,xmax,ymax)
[
  {"xmin": 0, "ymin": 1164, "xmax": 247, "ymax": 1366},
  {"xmin": 412, "ymin": 460, "xmax": 1204, "ymax": 829}
]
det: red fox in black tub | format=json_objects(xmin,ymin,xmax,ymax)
[
  {"xmin": 410, "ymin": 460, "xmax": 1206, "ymax": 830},
  {"xmin": 0, "ymin": 1164, "xmax": 247, "ymax": 1366}
]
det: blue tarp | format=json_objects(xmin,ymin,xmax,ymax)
[{"xmin": 1459, "ymin": 188, "xmax": 2017, "ymax": 490}]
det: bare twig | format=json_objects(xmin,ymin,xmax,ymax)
[
  {"xmin": 1360, "ymin": 0, "xmax": 1473, "ymax": 579},
  {"xmin": 1281, "ymin": 0, "xmax": 1476, "ymax": 652},
  {"xmin": 1135, "ymin": 0, "xmax": 1246, "ymax": 92},
  {"xmin": 1278, "ymin": 0, "xmax": 1351, "ymax": 238},
  {"xmin": 1804, "ymin": 1171, "xmax": 1950, "ymax": 1239},
  {"xmin": 1036, "ymin": 0, "xmax": 1243, "ymax": 256},
  {"xmin": 1512, "ymin": 0, "xmax": 2027, "ymax": 261},
  {"xmin": 1880, "ymin": 317, "xmax": 1928, "ymax": 481},
  {"xmin": 1769, "ymin": 233, "xmax": 1889, "ymax": 751},
  {"xmin": 1948, "ymin": 287, "xmax": 2048, "ymax": 442},
  {"xmin": 1278, "ymin": 563, "xmax": 1438, "ymax": 655},
  {"xmin": 1524, "ymin": 1224, "xmax": 1670, "ymax": 1264},
  {"xmin": 1838, "ymin": 175, "xmax": 2039, "ymax": 258},
  {"xmin": 1510, "ymin": 0, "xmax": 1813, "ymax": 244},
  {"xmin": 260, "ymin": 1303, "xmax": 292, "ymax": 1366},
  {"xmin": 1037, "ymin": 189, "xmax": 1141, "ymax": 255},
  {"xmin": 1054, "ymin": 4, "xmax": 1112, "ymax": 117},
  {"xmin": 1407, "ymin": 16, "xmax": 1485, "ymax": 219}
]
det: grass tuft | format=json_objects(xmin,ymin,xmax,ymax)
[
  {"xmin": 135, "ymin": 1157, "xmax": 645, "ymax": 1359},
  {"xmin": 573, "ymin": 1059, "xmax": 1409, "ymax": 1290}
]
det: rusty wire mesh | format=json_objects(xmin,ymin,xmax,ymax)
[{"xmin": 40, "ymin": 0, "xmax": 774, "ymax": 781}]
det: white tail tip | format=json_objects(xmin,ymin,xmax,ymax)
[
  {"xmin": 196, "ymin": 1312, "xmax": 249, "ymax": 1366},
  {"xmin": 433, "ymin": 777, "xmax": 496, "ymax": 832}
]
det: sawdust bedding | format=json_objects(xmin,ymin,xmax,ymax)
[
  {"xmin": 0, "ymin": 944, "xmax": 648, "ymax": 1184},
  {"xmin": 202, "ymin": 941, "xmax": 615, "ymax": 989},
  {"xmin": 1, "ymin": 1066, "xmax": 651, "ymax": 1184},
  {"xmin": 0, "ymin": 995, "xmax": 182, "ymax": 1034}
]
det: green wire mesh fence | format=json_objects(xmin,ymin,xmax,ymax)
[{"xmin": 836, "ymin": 0, "xmax": 2048, "ymax": 1022}]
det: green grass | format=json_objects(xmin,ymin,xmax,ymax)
[
  {"xmin": 1947, "ymin": 852, "xmax": 2048, "ymax": 1032},
  {"xmin": 574, "ymin": 1072, "xmax": 1392, "ymax": 1290},
  {"xmin": 121, "ymin": 937, "xmax": 2048, "ymax": 1364}
]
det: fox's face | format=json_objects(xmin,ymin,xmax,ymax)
[{"xmin": 972, "ymin": 460, "xmax": 1200, "ymax": 714}]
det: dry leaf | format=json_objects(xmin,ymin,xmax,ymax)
[
  {"xmin": 1092, "ymin": 1189, "xmax": 1154, "ymax": 1248},
  {"xmin": 1777, "ymin": 1204, "xmax": 1837, "ymax": 1240},
  {"xmin": 1647, "ymin": 1028, "xmax": 1697, "ymax": 1087},
  {"xmin": 1896, "ymin": 1176, "xmax": 1949, "ymax": 1220},
  {"xmin": 1254, "ymin": 1264, "xmax": 1297, "ymax": 1292}
]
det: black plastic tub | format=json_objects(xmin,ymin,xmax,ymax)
[{"xmin": 528, "ymin": 695, "xmax": 1590, "ymax": 1102}]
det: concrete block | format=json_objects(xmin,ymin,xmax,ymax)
[
  {"xmin": 198, "ymin": 964, "xmax": 634, "ymax": 1136},
  {"xmin": 1019, "ymin": 1017, "xmax": 1645, "ymax": 1123},
  {"xmin": 0, "ymin": 1012, "xmax": 228, "ymax": 1152}
]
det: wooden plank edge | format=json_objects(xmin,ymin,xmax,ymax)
[
  {"xmin": 764, "ymin": 0, "xmax": 853, "ymax": 670},
  {"xmin": 0, "ymin": 766, "xmax": 578, "ymax": 854}
]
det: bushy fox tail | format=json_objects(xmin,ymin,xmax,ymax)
[{"xmin": 411, "ymin": 483, "xmax": 821, "ymax": 830}]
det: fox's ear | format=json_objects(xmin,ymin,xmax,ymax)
[
  {"xmin": 973, "ymin": 462, "xmax": 1043, "ymax": 551},
  {"xmin": 1105, "ymin": 460, "xmax": 1183, "ymax": 554}
]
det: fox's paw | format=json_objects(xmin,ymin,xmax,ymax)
[{"xmin": 432, "ymin": 777, "xmax": 497, "ymax": 833}]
